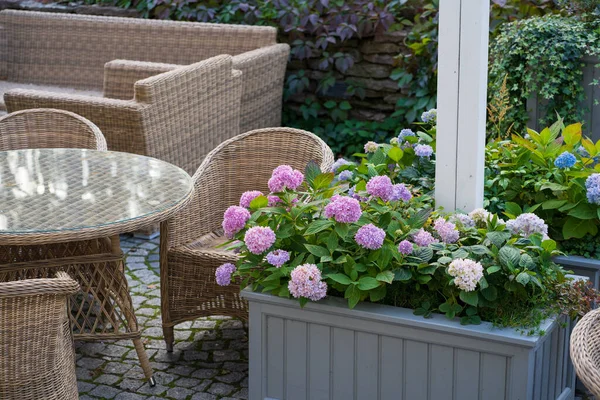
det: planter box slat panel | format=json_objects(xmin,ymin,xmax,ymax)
[
  {"xmin": 356, "ymin": 332, "xmax": 378, "ymax": 399},
  {"xmin": 404, "ymin": 340, "xmax": 428, "ymax": 399},
  {"xmin": 480, "ymin": 353, "xmax": 507, "ymax": 400},
  {"xmin": 429, "ymin": 344, "xmax": 454, "ymax": 400},
  {"xmin": 455, "ymin": 349, "xmax": 481, "ymax": 399},
  {"xmin": 246, "ymin": 291, "xmax": 575, "ymax": 400},
  {"xmin": 332, "ymin": 327, "xmax": 354, "ymax": 400},
  {"xmin": 266, "ymin": 316, "xmax": 285, "ymax": 399},
  {"xmin": 285, "ymin": 320, "xmax": 307, "ymax": 400},
  {"xmin": 308, "ymin": 323, "xmax": 330, "ymax": 400},
  {"xmin": 380, "ymin": 336, "xmax": 403, "ymax": 400}
]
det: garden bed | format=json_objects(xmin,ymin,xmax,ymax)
[{"xmin": 243, "ymin": 289, "xmax": 575, "ymax": 400}]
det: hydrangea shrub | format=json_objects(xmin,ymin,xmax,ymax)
[
  {"xmin": 485, "ymin": 119, "xmax": 600, "ymax": 245},
  {"xmin": 216, "ymin": 135, "xmax": 575, "ymax": 327}
]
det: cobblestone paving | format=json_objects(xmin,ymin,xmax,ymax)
[{"xmin": 76, "ymin": 235, "xmax": 249, "ymax": 400}]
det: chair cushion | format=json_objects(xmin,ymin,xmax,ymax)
[
  {"xmin": 181, "ymin": 231, "xmax": 242, "ymax": 257},
  {"xmin": 0, "ymin": 81, "xmax": 103, "ymax": 112}
]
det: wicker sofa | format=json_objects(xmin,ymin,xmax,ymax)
[{"xmin": 0, "ymin": 10, "xmax": 289, "ymax": 167}]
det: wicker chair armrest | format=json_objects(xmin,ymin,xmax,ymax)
[
  {"xmin": 0, "ymin": 271, "xmax": 79, "ymax": 298},
  {"xmin": 5, "ymin": 89, "xmax": 147, "ymax": 154},
  {"xmin": 104, "ymin": 60, "xmax": 181, "ymax": 100},
  {"xmin": 232, "ymin": 43, "xmax": 290, "ymax": 131}
]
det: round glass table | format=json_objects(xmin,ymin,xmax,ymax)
[{"xmin": 0, "ymin": 149, "xmax": 194, "ymax": 386}]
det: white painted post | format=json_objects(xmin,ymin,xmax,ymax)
[{"xmin": 434, "ymin": 0, "xmax": 490, "ymax": 212}]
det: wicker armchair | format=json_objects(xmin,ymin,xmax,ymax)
[
  {"xmin": 160, "ymin": 127, "xmax": 335, "ymax": 350},
  {"xmin": 0, "ymin": 10, "xmax": 289, "ymax": 137},
  {"xmin": 570, "ymin": 308, "xmax": 600, "ymax": 397},
  {"xmin": 0, "ymin": 108, "xmax": 107, "ymax": 150},
  {"xmin": 7, "ymin": 56, "xmax": 242, "ymax": 175},
  {"xmin": 0, "ymin": 272, "xmax": 80, "ymax": 400}
]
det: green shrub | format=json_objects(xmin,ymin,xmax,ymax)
[
  {"xmin": 488, "ymin": 15, "xmax": 600, "ymax": 134},
  {"xmin": 484, "ymin": 119, "xmax": 600, "ymax": 248}
]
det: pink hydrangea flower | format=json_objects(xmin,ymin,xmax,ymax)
[
  {"xmin": 323, "ymin": 195, "xmax": 362, "ymax": 223},
  {"xmin": 433, "ymin": 217, "xmax": 460, "ymax": 244},
  {"xmin": 288, "ymin": 263, "xmax": 328, "ymax": 301},
  {"xmin": 398, "ymin": 240, "xmax": 413, "ymax": 255},
  {"xmin": 366, "ymin": 175, "xmax": 394, "ymax": 201},
  {"xmin": 268, "ymin": 165, "xmax": 304, "ymax": 192},
  {"xmin": 412, "ymin": 229, "xmax": 438, "ymax": 247},
  {"xmin": 244, "ymin": 226, "xmax": 276, "ymax": 254},
  {"xmin": 215, "ymin": 263, "xmax": 236, "ymax": 286},
  {"xmin": 239, "ymin": 191, "xmax": 263, "ymax": 208},
  {"xmin": 448, "ymin": 258, "xmax": 484, "ymax": 292},
  {"xmin": 355, "ymin": 223, "xmax": 386, "ymax": 250},
  {"xmin": 222, "ymin": 206, "xmax": 251, "ymax": 239}
]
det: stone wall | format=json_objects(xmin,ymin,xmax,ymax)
[
  {"xmin": 0, "ymin": 0, "xmax": 408, "ymax": 122},
  {"xmin": 285, "ymin": 30, "xmax": 408, "ymax": 122}
]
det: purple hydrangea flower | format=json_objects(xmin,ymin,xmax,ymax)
[
  {"xmin": 244, "ymin": 226, "xmax": 277, "ymax": 254},
  {"xmin": 331, "ymin": 158, "xmax": 352, "ymax": 173},
  {"xmin": 266, "ymin": 250, "xmax": 291, "ymax": 268},
  {"xmin": 324, "ymin": 195, "xmax": 362, "ymax": 223},
  {"xmin": 355, "ymin": 224, "xmax": 386, "ymax": 250},
  {"xmin": 215, "ymin": 263, "xmax": 236, "ymax": 286},
  {"xmin": 389, "ymin": 183, "xmax": 412, "ymax": 202},
  {"xmin": 433, "ymin": 217, "xmax": 460, "ymax": 244},
  {"xmin": 506, "ymin": 213, "xmax": 548, "ymax": 238},
  {"xmin": 366, "ymin": 175, "xmax": 394, "ymax": 201},
  {"xmin": 222, "ymin": 206, "xmax": 251, "ymax": 239},
  {"xmin": 421, "ymin": 108, "xmax": 437, "ymax": 124},
  {"xmin": 415, "ymin": 144, "xmax": 434, "ymax": 157},
  {"xmin": 399, "ymin": 129, "xmax": 415, "ymax": 140},
  {"xmin": 554, "ymin": 151, "xmax": 577, "ymax": 169},
  {"xmin": 364, "ymin": 141, "xmax": 378, "ymax": 153},
  {"xmin": 239, "ymin": 190, "xmax": 263, "ymax": 208},
  {"xmin": 398, "ymin": 240, "xmax": 413, "ymax": 255},
  {"xmin": 447, "ymin": 258, "xmax": 483, "ymax": 292},
  {"xmin": 268, "ymin": 165, "xmax": 304, "ymax": 192},
  {"xmin": 450, "ymin": 213, "xmax": 475, "ymax": 228},
  {"xmin": 288, "ymin": 264, "xmax": 328, "ymax": 301},
  {"xmin": 412, "ymin": 229, "xmax": 438, "ymax": 247},
  {"xmin": 586, "ymin": 174, "xmax": 600, "ymax": 205},
  {"xmin": 338, "ymin": 170, "xmax": 353, "ymax": 181}
]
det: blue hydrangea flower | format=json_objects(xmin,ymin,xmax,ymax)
[
  {"xmin": 398, "ymin": 129, "xmax": 415, "ymax": 140},
  {"xmin": 414, "ymin": 144, "xmax": 434, "ymax": 157},
  {"xmin": 554, "ymin": 152, "xmax": 576, "ymax": 169},
  {"xmin": 586, "ymin": 174, "xmax": 600, "ymax": 205},
  {"xmin": 338, "ymin": 170, "xmax": 353, "ymax": 181},
  {"xmin": 421, "ymin": 109, "xmax": 437, "ymax": 124}
]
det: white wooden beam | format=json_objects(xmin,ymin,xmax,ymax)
[{"xmin": 435, "ymin": 0, "xmax": 490, "ymax": 212}]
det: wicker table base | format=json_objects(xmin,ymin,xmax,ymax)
[{"xmin": 0, "ymin": 237, "xmax": 155, "ymax": 385}]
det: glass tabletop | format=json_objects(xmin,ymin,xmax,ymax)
[{"xmin": 0, "ymin": 149, "xmax": 193, "ymax": 239}]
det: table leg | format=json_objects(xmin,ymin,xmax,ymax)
[{"xmin": 109, "ymin": 234, "xmax": 155, "ymax": 386}]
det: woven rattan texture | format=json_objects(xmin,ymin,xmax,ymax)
[
  {"xmin": 0, "ymin": 148, "xmax": 193, "ymax": 245},
  {"xmin": 570, "ymin": 308, "xmax": 600, "ymax": 397},
  {"xmin": 0, "ymin": 271, "xmax": 80, "ymax": 400},
  {"xmin": 0, "ymin": 10, "xmax": 276, "ymax": 88},
  {"xmin": 0, "ymin": 108, "xmax": 107, "ymax": 150},
  {"xmin": 1, "ymin": 10, "xmax": 289, "ymax": 157},
  {"xmin": 6, "ymin": 56, "xmax": 245, "ymax": 175},
  {"xmin": 159, "ymin": 127, "xmax": 334, "ymax": 350}
]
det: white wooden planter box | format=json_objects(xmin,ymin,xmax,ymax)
[{"xmin": 242, "ymin": 289, "xmax": 575, "ymax": 400}]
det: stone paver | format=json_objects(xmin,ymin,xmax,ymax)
[{"xmin": 77, "ymin": 235, "xmax": 248, "ymax": 399}]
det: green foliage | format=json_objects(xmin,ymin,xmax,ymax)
[
  {"xmin": 220, "ymin": 133, "xmax": 587, "ymax": 330},
  {"xmin": 488, "ymin": 15, "xmax": 600, "ymax": 133},
  {"xmin": 484, "ymin": 119, "xmax": 600, "ymax": 247}
]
